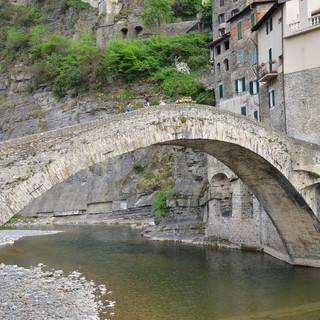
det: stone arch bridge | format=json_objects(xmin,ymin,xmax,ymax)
[{"xmin": 1, "ymin": 104, "xmax": 320, "ymax": 267}]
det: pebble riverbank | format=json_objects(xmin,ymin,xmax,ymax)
[{"xmin": 0, "ymin": 230, "xmax": 114, "ymax": 320}]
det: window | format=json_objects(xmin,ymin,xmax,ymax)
[
  {"xmin": 233, "ymin": 0, "xmax": 238, "ymax": 2},
  {"xmin": 249, "ymin": 80, "xmax": 259, "ymax": 95},
  {"xmin": 235, "ymin": 77, "xmax": 246, "ymax": 93},
  {"xmin": 268, "ymin": 47, "xmax": 273, "ymax": 72},
  {"xmin": 224, "ymin": 59, "xmax": 229, "ymax": 71},
  {"xmin": 252, "ymin": 48, "xmax": 257, "ymax": 65},
  {"xmin": 219, "ymin": 83, "xmax": 224, "ymax": 99},
  {"xmin": 220, "ymin": 0, "xmax": 224, "ymax": 7},
  {"xmin": 269, "ymin": 89, "xmax": 275, "ymax": 108},
  {"xmin": 237, "ymin": 21, "xmax": 242, "ymax": 39},
  {"xmin": 253, "ymin": 109, "xmax": 259, "ymax": 120},
  {"xmin": 216, "ymin": 45, "xmax": 221, "ymax": 55},
  {"xmin": 237, "ymin": 49, "xmax": 243, "ymax": 63},
  {"xmin": 135, "ymin": 26, "xmax": 143, "ymax": 37},
  {"xmin": 219, "ymin": 28, "xmax": 226, "ymax": 36},
  {"xmin": 266, "ymin": 18, "xmax": 273, "ymax": 34},
  {"xmin": 121, "ymin": 28, "xmax": 128, "ymax": 38},
  {"xmin": 217, "ymin": 63, "xmax": 221, "ymax": 75},
  {"xmin": 218, "ymin": 14, "xmax": 226, "ymax": 24},
  {"xmin": 251, "ymin": 12, "xmax": 255, "ymax": 27},
  {"xmin": 241, "ymin": 105, "xmax": 247, "ymax": 116},
  {"xmin": 224, "ymin": 40, "xmax": 229, "ymax": 50},
  {"xmin": 231, "ymin": 9, "xmax": 239, "ymax": 17}
]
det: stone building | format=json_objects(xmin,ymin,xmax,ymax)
[
  {"xmin": 83, "ymin": 0, "xmax": 201, "ymax": 47},
  {"xmin": 204, "ymin": 0, "xmax": 279, "ymax": 249},
  {"xmin": 203, "ymin": 0, "xmax": 320, "ymax": 250},
  {"xmin": 252, "ymin": 0, "xmax": 320, "ymax": 142}
]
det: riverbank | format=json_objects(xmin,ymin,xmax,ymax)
[
  {"xmin": 0, "ymin": 229, "xmax": 61, "ymax": 246},
  {"xmin": 0, "ymin": 230, "xmax": 114, "ymax": 320}
]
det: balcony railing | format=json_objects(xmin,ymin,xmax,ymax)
[
  {"xmin": 288, "ymin": 20, "xmax": 300, "ymax": 31},
  {"xmin": 310, "ymin": 13, "xmax": 320, "ymax": 26}
]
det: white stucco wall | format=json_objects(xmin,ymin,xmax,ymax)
[
  {"xmin": 284, "ymin": 27, "xmax": 320, "ymax": 73},
  {"xmin": 257, "ymin": 8, "xmax": 283, "ymax": 73}
]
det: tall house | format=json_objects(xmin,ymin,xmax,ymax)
[
  {"xmin": 212, "ymin": 0, "xmax": 245, "ymax": 40},
  {"xmin": 252, "ymin": 2, "xmax": 285, "ymax": 132},
  {"xmin": 283, "ymin": 0, "xmax": 320, "ymax": 144},
  {"xmin": 208, "ymin": 0, "xmax": 275, "ymax": 118},
  {"xmin": 252, "ymin": 0, "xmax": 320, "ymax": 143}
]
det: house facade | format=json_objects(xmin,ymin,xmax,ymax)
[
  {"xmin": 252, "ymin": 2, "xmax": 286, "ymax": 132},
  {"xmin": 283, "ymin": 0, "xmax": 320, "ymax": 144},
  {"xmin": 253, "ymin": 0, "xmax": 320, "ymax": 142},
  {"xmin": 209, "ymin": 1, "xmax": 275, "ymax": 117}
]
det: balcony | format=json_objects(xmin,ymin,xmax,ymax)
[
  {"xmin": 257, "ymin": 61, "xmax": 279, "ymax": 82},
  {"xmin": 259, "ymin": 70, "xmax": 278, "ymax": 82},
  {"xmin": 309, "ymin": 13, "xmax": 320, "ymax": 27},
  {"xmin": 288, "ymin": 20, "xmax": 300, "ymax": 31}
]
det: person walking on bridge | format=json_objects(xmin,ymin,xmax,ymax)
[{"xmin": 125, "ymin": 102, "xmax": 131, "ymax": 113}]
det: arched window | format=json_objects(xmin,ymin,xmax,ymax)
[
  {"xmin": 217, "ymin": 63, "xmax": 221, "ymax": 75},
  {"xmin": 210, "ymin": 173, "xmax": 232, "ymax": 217},
  {"xmin": 135, "ymin": 26, "xmax": 143, "ymax": 37},
  {"xmin": 121, "ymin": 28, "xmax": 128, "ymax": 38}
]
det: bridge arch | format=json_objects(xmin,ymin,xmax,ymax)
[{"xmin": 1, "ymin": 104, "xmax": 320, "ymax": 266}]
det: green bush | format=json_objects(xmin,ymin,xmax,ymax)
[
  {"xmin": 105, "ymin": 38, "xmax": 161, "ymax": 82},
  {"xmin": 69, "ymin": 0, "xmax": 91, "ymax": 10},
  {"xmin": 152, "ymin": 186, "xmax": 172, "ymax": 216},
  {"xmin": 161, "ymin": 72, "xmax": 198, "ymax": 99},
  {"xmin": 201, "ymin": 1, "xmax": 212, "ymax": 29},
  {"xmin": 5, "ymin": 27, "xmax": 29, "ymax": 54},
  {"xmin": 133, "ymin": 163, "xmax": 144, "ymax": 173},
  {"xmin": 172, "ymin": 0, "xmax": 202, "ymax": 20}
]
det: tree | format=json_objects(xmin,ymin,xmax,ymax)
[
  {"xmin": 172, "ymin": 0, "xmax": 202, "ymax": 20},
  {"xmin": 142, "ymin": 0, "xmax": 175, "ymax": 28}
]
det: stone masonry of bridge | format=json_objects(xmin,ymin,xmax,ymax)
[{"xmin": 1, "ymin": 104, "xmax": 320, "ymax": 267}]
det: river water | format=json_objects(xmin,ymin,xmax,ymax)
[{"xmin": 1, "ymin": 224, "xmax": 320, "ymax": 320}]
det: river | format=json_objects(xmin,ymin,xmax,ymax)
[{"xmin": 1, "ymin": 224, "xmax": 320, "ymax": 320}]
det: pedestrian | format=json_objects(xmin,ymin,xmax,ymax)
[
  {"xmin": 125, "ymin": 102, "xmax": 131, "ymax": 113},
  {"xmin": 159, "ymin": 99, "xmax": 166, "ymax": 106},
  {"xmin": 145, "ymin": 96, "xmax": 150, "ymax": 107}
]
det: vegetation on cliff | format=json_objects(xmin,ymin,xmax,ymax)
[{"xmin": 0, "ymin": 0, "xmax": 214, "ymax": 104}]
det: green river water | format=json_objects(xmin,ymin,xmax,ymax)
[{"xmin": 1, "ymin": 224, "xmax": 320, "ymax": 320}]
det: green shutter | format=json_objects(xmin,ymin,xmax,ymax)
[
  {"xmin": 249, "ymin": 81, "xmax": 253, "ymax": 95},
  {"xmin": 251, "ymin": 12, "xmax": 255, "ymax": 27},
  {"xmin": 270, "ymin": 17, "xmax": 273, "ymax": 32},
  {"xmin": 242, "ymin": 77, "xmax": 246, "ymax": 91},
  {"xmin": 269, "ymin": 48, "xmax": 273, "ymax": 72},
  {"xmin": 237, "ymin": 22, "xmax": 242, "ymax": 39},
  {"xmin": 235, "ymin": 80, "xmax": 238, "ymax": 92},
  {"xmin": 272, "ymin": 90, "xmax": 275, "ymax": 106},
  {"xmin": 256, "ymin": 80, "xmax": 259, "ymax": 93},
  {"xmin": 219, "ymin": 84, "xmax": 223, "ymax": 99}
]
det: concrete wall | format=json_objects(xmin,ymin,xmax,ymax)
[
  {"xmin": 284, "ymin": 66, "xmax": 320, "ymax": 144},
  {"xmin": 284, "ymin": 26, "xmax": 320, "ymax": 74}
]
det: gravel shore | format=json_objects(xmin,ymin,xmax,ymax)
[
  {"xmin": 0, "ymin": 230, "xmax": 114, "ymax": 320},
  {"xmin": 0, "ymin": 229, "xmax": 61, "ymax": 246}
]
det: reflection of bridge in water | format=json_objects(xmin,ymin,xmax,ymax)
[{"xmin": 0, "ymin": 104, "xmax": 320, "ymax": 267}]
